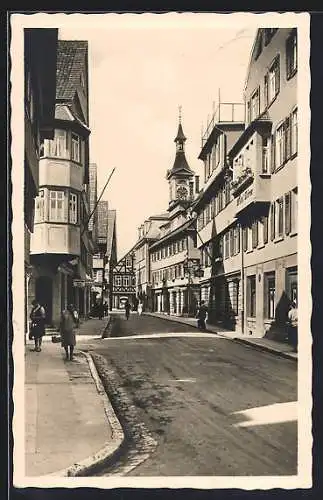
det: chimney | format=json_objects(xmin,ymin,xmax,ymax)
[{"xmin": 195, "ymin": 175, "xmax": 200, "ymax": 194}]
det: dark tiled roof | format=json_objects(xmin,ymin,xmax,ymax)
[
  {"xmin": 56, "ymin": 40, "xmax": 88, "ymax": 100},
  {"xmin": 106, "ymin": 210, "xmax": 117, "ymax": 259},
  {"xmin": 174, "ymin": 123, "xmax": 186, "ymax": 142},
  {"xmin": 96, "ymin": 201, "xmax": 109, "ymax": 239},
  {"xmin": 169, "ymin": 151, "xmax": 194, "ymax": 176}
]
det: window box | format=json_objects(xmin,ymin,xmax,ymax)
[{"xmin": 231, "ymin": 167, "xmax": 254, "ymax": 196}]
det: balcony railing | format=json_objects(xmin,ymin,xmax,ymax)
[
  {"xmin": 202, "ymin": 102, "xmax": 245, "ymax": 147},
  {"xmin": 231, "ymin": 167, "xmax": 254, "ymax": 196}
]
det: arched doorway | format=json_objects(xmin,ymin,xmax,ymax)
[{"xmin": 35, "ymin": 276, "xmax": 53, "ymax": 325}]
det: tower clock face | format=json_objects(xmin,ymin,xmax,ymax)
[{"xmin": 176, "ymin": 185, "xmax": 188, "ymax": 200}]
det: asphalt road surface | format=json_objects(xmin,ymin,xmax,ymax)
[{"xmin": 82, "ymin": 313, "xmax": 297, "ymax": 476}]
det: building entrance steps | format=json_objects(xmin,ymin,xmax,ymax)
[
  {"xmin": 24, "ymin": 338, "xmax": 118, "ymax": 477},
  {"xmin": 143, "ymin": 312, "xmax": 297, "ymax": 361}
]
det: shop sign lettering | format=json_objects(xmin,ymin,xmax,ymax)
[{"xmin": 237, "ymin": 187, "xmax": 254, "ymax": 207}]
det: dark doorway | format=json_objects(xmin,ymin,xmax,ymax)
[{"xmin": 35, "ymin": 276, "xmax": 53, "ymax": 325}]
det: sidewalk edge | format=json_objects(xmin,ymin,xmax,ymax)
[
  {"xmin": 49, "ymin": 351, "xmax": 125, "ymax": 477},
  {"xmin": 143, "ymin": 312, "xmax": 297, "ymax": 361},
  {"xmin": 231, "ymin": 337, "xmax": 297, "ymax": 361}
]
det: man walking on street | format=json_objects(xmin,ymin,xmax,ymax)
[{"xmin": 196, "ymin": 300, "xmax": 208, "ymax": 331}]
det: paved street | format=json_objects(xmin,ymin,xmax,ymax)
[{"xmin": 80, "ymin": 314, "xmax": 297, "ymax": 477}]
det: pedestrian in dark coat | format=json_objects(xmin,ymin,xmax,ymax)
[
  {"xmin": 196, "ymin": 301, "xmax": 208, "ymax": 331},
  {"xmin": 30, "ymin": 299, "xmax": 46, "ymax": 352},
  {"xmin": 98, "ymin": 300, "xmax": 104, "ymax": 320},
  {"xmin": 124, "ymin": 300, "xmax": 131, "ymax": 320},
  {"xmin": 60, "ymin": 304, "xmax": 77, "ymax": 361}
]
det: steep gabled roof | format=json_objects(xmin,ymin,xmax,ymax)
[
  {"xmin": 174, "ymin": 123, "xmax": 186, "ymax": 142},
  {"xmin": 56, "ymin": 40, "xmax": 88, "ymax": 101},
  {"xmin": 168, "ymin": 152, "xmax": 194, "ymax": 177},
  {"xmin": 106, "ymin": 210, "xmax": 117, "ymax": 260}
]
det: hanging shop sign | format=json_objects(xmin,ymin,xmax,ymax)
[{"xmin": 73, "ymin": 279, "xmax": 85, "ymax": 288}]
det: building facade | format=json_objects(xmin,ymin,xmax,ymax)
[
  {"xmin": 24, "ymin": 28, "xmax": 58, "ymax": 335},
  {"xmin": 134, "ymin": 213, "xmax": 169, "ymax": 311},
  {"xmin": 193, "ymin": 100, "xmax": 245, "ymax": 329},
  {"xmin": 150, "ymin": 117, "xmax": 201, "ymax": 316},
  {"xmin": 195, "ymin": 28, "xmax": 297, "ymax": 338},
  {"xmin": 112, "ymin": 250, "xmax": 136, "ymax": 309},
  {"xmin": 30, "ymin": 40, "xmax": 94, "ymax": 326}
]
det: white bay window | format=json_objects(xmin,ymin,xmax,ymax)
[
  {"xmin": 49, "ymin": 129, "xmax": 69, "ymax": 159},
  {"xmin": 49, "ymin": 190, "xmax": 66, "ymax": 222},
  {"xmin": 69, "ymin": 193, "xmax": 78, "ymax": 224}
]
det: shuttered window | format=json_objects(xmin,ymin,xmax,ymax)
[
  {"xmin": 270, "ymin": 203, "xmax": 275, "ymax": 241},
  {"xmin": 285, "ymin": 192, "xmax": 291, "ymax": 235}
]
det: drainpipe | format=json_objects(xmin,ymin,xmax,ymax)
[{"xmin": 240, "ymin": 224, "xmax": 245, "ymax": 334}]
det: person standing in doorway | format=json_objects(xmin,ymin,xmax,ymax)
[
  {"xmin": 124, "ymin": 300, "xmax": 131, "ymax": 320},
  {"xmin": 60, "ymin": 304, "xmax": 77, "ymax": 361},
  {"xmin": 287, "ymin": 300, "xmax": 298, "ymax": 353},
  {"xmin": 30, "ymin": 299, "xmax": 46, "ymax": 352},
  {"xmin": 196, "ymin": 300, "xmax": 208, "ymax": 331}
]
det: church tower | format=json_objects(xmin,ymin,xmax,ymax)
[{"xmin": 166, "ymin": 107, "xmax": 195, "ymax": 209}]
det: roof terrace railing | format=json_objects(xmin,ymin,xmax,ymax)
[{"xmin": 202, "ymin": 102, "xmax": 245, "ymax": 147}]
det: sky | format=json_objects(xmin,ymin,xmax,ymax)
[{"xmin": 59, "ymin": 16, "xmax": 256, "ymax": 259}]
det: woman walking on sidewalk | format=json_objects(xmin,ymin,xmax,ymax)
[
  {"xmin": 30, "ymin": 299, "xmax": 46, "ymax": 352},
  {"xmin": 60, "ymin": 304, "xmax": 77, "ymax": 361}
]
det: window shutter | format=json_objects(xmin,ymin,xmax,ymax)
[
  {"xmin": 285, "ymin": 117, "xmax": 291, "ymax": 161},
  {"xmin": 230, "ymin": 229, "xmax": 234, "ymax": 256},
  {"xmin": 237, "ymin": 225, "xmax": 241, "ymax": 253},
  {"xmin": 255, "ymin": 221, "xmax": 259, "ymax": 247},
  {"xmin": 264, "ymin": 74, "xmax": 268, "ymax": 107},
  {"xmin": 285, "ymin": 192, "xmax": 291, "ymax": 235},
  {"xmin": 243, "ymin": 227, "xmax": 248, "ymax": 252},
  {"xmin": 263, "ymin": 215, "xmax": 268, "ymax": 244},
  {"xmin": 270, "ymin": 203, "xmax": 275, "ymax": 241},
  {"xmin": 247, "ymin": 101, "xmax": 251, "ymax": 124},
  {"xmin": 275, "ymin": 55, "xmax": 280, "ymax": 95},
  {"xmin": 270, "ymin": 133, "xmax": 276, "ymax": 173}
]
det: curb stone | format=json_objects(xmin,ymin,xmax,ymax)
[
  {"xmin": 232, "ymin": 337, "xmax": 297, "ymax": 362},
  {"xmin": 90, "ymin": 352, "xmax": 158, "ymax": 476},
  {"xmin": 49, "ymin": 350, "xmax": 125, "ymax": 477}
]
